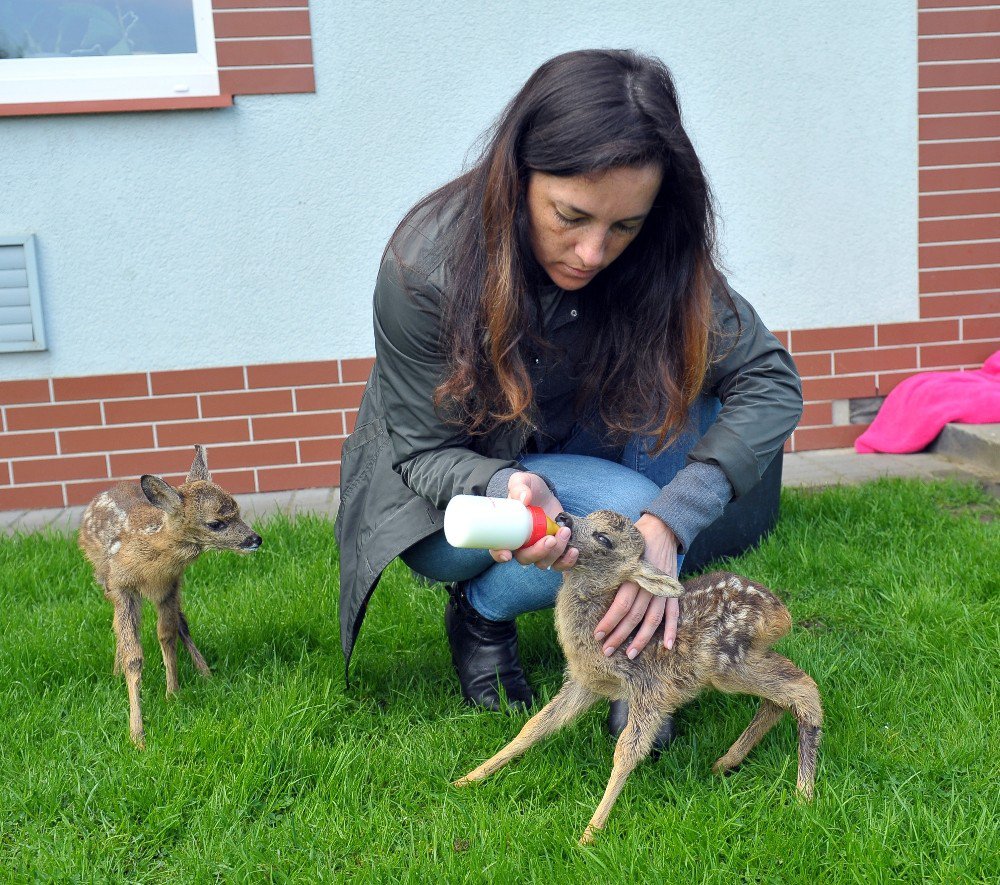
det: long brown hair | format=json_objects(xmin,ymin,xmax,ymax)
[{"xmin": 392, "ymin": 49, "xmax": 726, "ymax": 453}]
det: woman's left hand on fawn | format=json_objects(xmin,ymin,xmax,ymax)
[{"xmin": 593, "ymin": 513, "xmax": 680, "ymax": 658}]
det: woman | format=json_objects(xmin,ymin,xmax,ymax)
[{"xmin": 335, "ymin": 49, "xmax": 801, "ymax": 745}]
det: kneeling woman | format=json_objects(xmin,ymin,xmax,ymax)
[{"xmin": 336, "ymin": 49, "xmax": 801, "ymax": 744}]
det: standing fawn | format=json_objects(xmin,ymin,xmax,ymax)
[
  {"xmin": 78, "ymin": 445, "xmax": 262, "ymax": 748},
  {"xmin": 454, "ymin": 509, "xmax": 822, "ymax": 845}
]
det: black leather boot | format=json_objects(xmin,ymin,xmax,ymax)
[
  {"xmin": 608, "ymin": 699, "xmax": 677, "ymax": 757},
  {"xmin": 445, "ymin": 583, "xmax": 535, "ymax": 713}
]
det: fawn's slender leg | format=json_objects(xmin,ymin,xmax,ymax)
[
  {"xmin": 178, "ymin": 608, "xmax": 212, "ymax": 677},
  {"xmin": 713, "ymin": 651, "xmax": 823, "ymax": 800},
  {"xmin": 156, "ymin": 588, "xmax": 181, "ymax": 696},
  {"xmin": 580, "ymin": 695, "xmax": 668, "ymax": 845},
  {"xmin": 454, "ymin": 679, "xmax": 599, "ymax": 786},
  {"xmin": 112, "ymin": 642, "xmax": 122, "ymax": 676},
  {"xmin": 111, "ymin": 590, "xmax": 145, "ymax": 749},
  {"xmin": 712, "ymin": 699, "xmax": 785, "ymax": 774}
]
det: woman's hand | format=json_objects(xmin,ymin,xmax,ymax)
[
  {"xmin": 593, "ymin": 513, "xmax": 680, "ymax": 658},
  {"xmin": 488, "ymin": 472, "xmax": 578, "ymax": 571}
]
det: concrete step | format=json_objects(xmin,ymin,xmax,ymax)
[{"xmin": 930, "ymin": 423, "xmax": 1000, "ymax": 475}]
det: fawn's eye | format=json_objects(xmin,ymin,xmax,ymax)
[
  {"xmin": 593, "ymin": 532, "xmax": 614, "ymax": 550},
  {"xmin": 207, "ymin": 520, "xmax": 226, "ymax": 531}
]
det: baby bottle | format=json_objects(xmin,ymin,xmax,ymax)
[{"xmin": 444, "ymin": 495, "xmax": 559, "ymax": 550}]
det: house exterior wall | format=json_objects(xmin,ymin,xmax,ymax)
[{"xmin": 0, "ymin": 1, "xmax": 996, "ymax": 510}]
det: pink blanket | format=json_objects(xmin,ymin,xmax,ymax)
[{"xmin": 855, "ymin": 349, "xmax": 1000, "ymax": 454}]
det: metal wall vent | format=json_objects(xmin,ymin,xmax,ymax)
[{"xmin": 0, "ymin": 235, "xmax": 46, "ymax": 353}]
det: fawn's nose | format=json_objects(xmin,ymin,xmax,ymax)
[
  {"xmin": 240, "ymin": 533, "xmax": 263, "ymax": 550},
  {"xmin": 555, "ymin": 512, "xmax": 573, "ymax": 530}
]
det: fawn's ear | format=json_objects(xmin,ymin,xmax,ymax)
[
  {"xmin": 140, "ymin": 474, "xmax": 183, "ymax": 515},
  {"xmin": 187, "ymin": 445, "xmax": 212, "ymax": 484},
  {"xmin": 630, "ymin": 559, "xmax": 685, "ymax": 598}
]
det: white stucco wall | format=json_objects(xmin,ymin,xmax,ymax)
[{"xmin": 0, "ymin": 1, "xmax": 917, "ymax": 381}]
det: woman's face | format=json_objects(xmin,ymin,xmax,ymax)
[{"xmin": 525, "ymin": 163, "xmax": 663, "ymax": 291}]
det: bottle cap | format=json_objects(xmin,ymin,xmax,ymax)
[{"xmin": 519, "ymin": 506, "xmax": 560, "ymax": 549}]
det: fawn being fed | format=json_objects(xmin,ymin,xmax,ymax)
[
  {"xmin": 454, "ymin": 509, "xmax": 823, "ymax": 845},
  {"xmin": 78, "ymin": 445, "xmax": 262, "ymax": 748}
]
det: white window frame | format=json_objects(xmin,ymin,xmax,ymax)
[{"xmin": 0, "ymin": 0, "xmax": 219, "ymax": 104}]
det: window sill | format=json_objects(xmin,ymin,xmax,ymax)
[{"xmin": 0, "ymin": 95, "xmax": 234, "ymax": 118}]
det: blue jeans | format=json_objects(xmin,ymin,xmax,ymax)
[{"xmin": 401, "ymin": 395, "xmax": 722, "ymax": 622}]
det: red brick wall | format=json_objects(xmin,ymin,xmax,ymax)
[
  {"xmin": 781, "ymin": 0, "xmax": 999, "ymax": 451},
  {"xmin": 0, "ymin": 359, "xmax": 370, "ymax": 511},
  {"xmin": 0, "ymin": 0, "xmax": 997, "ymax": 510}
]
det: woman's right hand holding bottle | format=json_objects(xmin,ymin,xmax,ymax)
[{"xmin": 488, "ymin": 471, "xmax": 578, "ymax": 571}]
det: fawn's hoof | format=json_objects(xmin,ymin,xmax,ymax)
[
  {"xmin": 796, "ymin": 782, "xmax": 815, "ymax": 803},
  {"xmin": 131, "ymin": 731, "xmax": 146, "ymax": 750},
  {"xmin": 579, "ymin": 826, "xmax": 600, "ymax": 846},
  {"xmin": 712, "ymin": 757, "xmax": 735, "ymax": 775},
  {"xmin": 452, "ymin": 777, "xmax": 470, "ymax": 788}
]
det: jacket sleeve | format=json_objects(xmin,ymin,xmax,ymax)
[
  {"xmin": 372, "ymin": 252, "xmax": 521, "ymax": 510},
  {"xmin": 687, "ymin": 279, "xmax": 803, "ymax": 497}
]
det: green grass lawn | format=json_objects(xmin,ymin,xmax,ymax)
[{"xmin": 0, "ymin": 479, "xmax": 997, "ymax": 882}]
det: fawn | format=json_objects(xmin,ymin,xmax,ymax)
[
  {"xmin": 78, "ymin": 445, "xmax": 262, "ymax": 748},
  {"xmin": 454, "ymin": 509, "xmax": 822, "ymax": 844}
]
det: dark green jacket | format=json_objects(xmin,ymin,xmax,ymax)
[{"xmin": 335, "ymin": 199, "xmax": 802, "ymax": 675}]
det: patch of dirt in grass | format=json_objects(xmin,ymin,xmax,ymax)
[{"xmin": 798, "ymin": 618, "xmax": 828, "ymax": 632}]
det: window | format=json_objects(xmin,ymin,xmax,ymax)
[
  {"xmin": 0, "ymin": 0, "xmax": 219, "ymax": 104},
  {"xmin": 0, "ymin": 235, "xmax": 46, "ymax": 353}
]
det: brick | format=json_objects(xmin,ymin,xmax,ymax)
[
  {"xmin": 247, "ymin": 360, "xmax": 340, "ymax": 389},
  {"xmin": 104, "ymin": 395, "xmax": 199, "ymax": 425},
  {"xmin": 920, "ymin": 217, "xmax": 1000, "ymax": 245},
  {"xmin": 157, "ymin": 418, "xmax": 250, "ymax": 447},
  {"xmin": 919, "ymin": 166, "xmax": 1000, "ymax": 193},
  {"xmin": 341, "ymin": 357, "xmax": 375, "ymax": 383},
  {"xmin": 6, "ymin": 402, "xmax": 102, "ymax": 432},
  {"xmin": 218, "ymin": 67, "xmax": 315, "ymax": 96},
  {"xmin": 920, "ymin": 267, "xmax": 1000, "ymax": 294},
  {"xmin": 0, "ymin": 484, "xmax": 64, "ymax": 511},
  {"xmin": 835, "ymin": 347, "xmax": 918, "ymax": 375},
  {"xmin": 53, "ymin": 373, "xmax": 148, "ymax": 402},
  {"xmin": 791, "ymin": 352, "xmax": 832, "ymax": 377},
  {"xmin": 799, "ymin": 402, "xmax": 833, "ymax": 427},
  {"xmin": 0, "ymin": 431, "xmax": 57, "ymax": 459},
  {"xmin": 214, "ymin": 0, "xmax": 302, "ymax": 8},
  {"xmin": 921, "ymin": 192, "xmax": 1000, "ymax": 218},
  {"xmin": 791, "ymin": 325, "xmax": 875, "ymax": 353},
  {"xmin": 66, "ymin": 479, "xmax": 122, "ymax": 507},
  {"xmin": 344, "ymin": 411, "xmax": 357, "ymax": 434},
  {"xmin": 772, "ymin": 330, "xmax": 789, "ymax": 348},
  {"xmin": 920, "ymin": 34, "xmax": 1000, "ymax": 63},
  {"xmin": 0, "ymin": 461, "xmax": 8, "ymax": 485},
  {"xmin": 877, "ymin": 371, "xmax": 921, "ymax": 396},
  {"xmin": 920, "ymin": 88, "xmax": 1000, "ymax": 115},
  {"xmin": 204, "ymin": 441, "xmax": 297, "ymax": 470},
  {"xmin": 921, "ymin": 340, "xmax": 999, "ymax": 368},
  {"xmin": 201, "ymin": 389, "xmax": 294, "ymax": 418},
  {"xmin": 918, "ymin": 8, "xmax": 1000, "ymax": 37},
  {"xmin": 150, "ymin": 366, "xmax": 245, "ymax": 396},
  {"xmin": 920, "ymin": 63, "xmax": 1000, "ymax": 90},
  {"xmin": 13, "ymin": 455, "xmax": 107, "ymax": 484},
  {"xmin": 878, "ymin": 319, "xmax": 959, "ymax": 346},
  {"xmin": 60, "ymin": 425, "xmax": 155, "ymax": 455},
  {"xmin": 216, "ymin": 37, "xmax": 314, "ymax": 67},
  {"xmin": 920, "ymin": 292, "xmax": 1000, "ymax": 317},
  {"xmin": 299, "ymin": 437, "xmax": 345, "ymax": 463},
  {"xmin": 920, "ymin": 114, "xmax": 1000, "ymax": 143},
  {"xmin": 963, "ymin": 315, "xmax": 1000, "ymax": 340},
  {"xmin": 919, "ymin": 241, "xmax": 1000, "ymax": 269},
  {"xmin": 793, "ymin": 425, "xmax": 867, "ymax": 452},
  {"xmin": 253, "ymin": 412, "xmax": 343, "ymax": 440},
  {"xmin": 783, "ymin": 438, "xmax": 794, "ymax": 454},
  {"xmin": 920, "ymin": 140, "xmax": 1000, "ymax": 167},
  {"xmin": 0, "ymin": 379, "xmax": 50, "ymax": 406},
  {"xmin": 110, "ymin": 448, "xmax": 198, "ymax": 479},
  {"xmin": 257, "ymin": 463, "xmax": 340, "ymax": 493},
  {"xmin": 801, "ymin": 375, "xmax": 877, "ymax": 401},
  {"xmin": 295, "ymin": 384, "xmax": 366, "ymax": 412},
  {"xmin": 213, "ymin": 9, "xmax": 312, "ymax": 39},
  {"xmin": 203, "ymin": 469, "xmax": 256, "ymax": 495}
]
